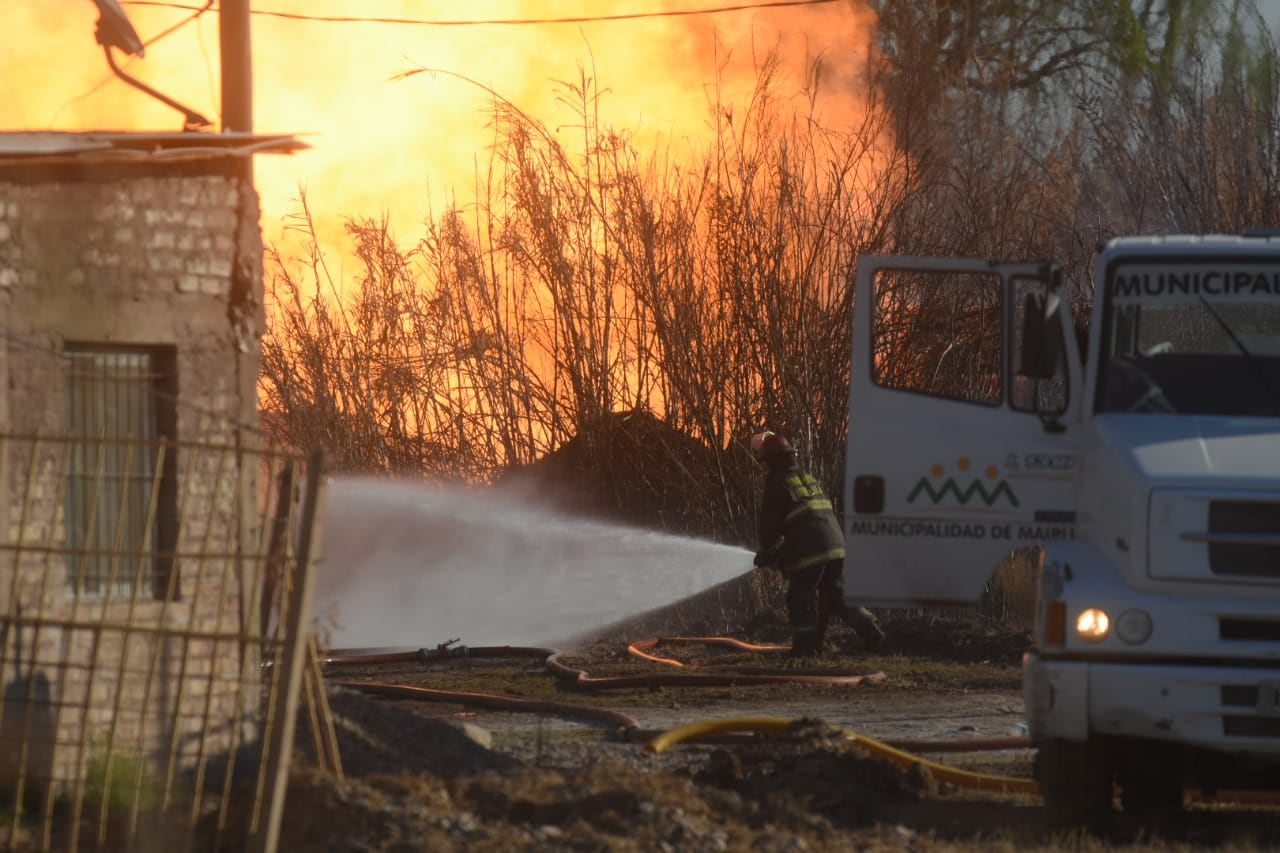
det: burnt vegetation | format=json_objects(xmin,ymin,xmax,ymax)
[{"xmin": 260, "ymin": 1, "xmax": 1280, "ymax": 555}]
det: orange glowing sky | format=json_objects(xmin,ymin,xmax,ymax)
[{"xmin": 3, "ymin": 1, "xmax": 877, "ymax": 271}]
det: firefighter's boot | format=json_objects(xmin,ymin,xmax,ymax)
[
  {"xmin": 846, "ymin": 607, "xmax": 886, "ymax": 651},
  {"xmin": 816, "ymin": 608, "xmax": 831, "ymax": 653}
]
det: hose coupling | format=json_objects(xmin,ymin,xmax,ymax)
[{"xmin": 419, "ymin": 638, "xmax": 468, "ymax": 661}]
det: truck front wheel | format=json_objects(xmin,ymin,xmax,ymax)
[{"xmin": 1038, "ymin": 738, "xmax": 1114, "ymax": 832}]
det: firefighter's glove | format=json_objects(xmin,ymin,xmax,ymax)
[{"xmin": 753, "ymin": 544, "xmax": 781, "ymax": 569}]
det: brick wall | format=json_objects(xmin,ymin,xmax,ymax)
[{"xmin": 0, "ymin": 166, "xmax": 271, "ymax": 795}]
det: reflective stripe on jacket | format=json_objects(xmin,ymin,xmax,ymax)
[{"xmin": 757, "ymin": 464, "xmax": 845, "ymax": 574}]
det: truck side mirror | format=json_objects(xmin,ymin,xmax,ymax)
[{"xmin": 1018, "ymin": 292, "xmax": 1063, "ymax": 380}]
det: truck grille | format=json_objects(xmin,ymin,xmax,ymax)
[
  {"xmin": 1222, "ymin": 685, "xmax": 1260, "ymax": 707},
  {"xmin": 1223, "ymin": 717, "xmax": 1280, "ymax": 738},
  {"xmin": 1221, "ymin": 685, "xmax": 1280, "ymax": 737},
  {"xmin": 1219, "ymin": 619, "xmax": 1280, "ymax": 642},
  {"xmin": 1206, "ymin": 501, "xmax": 1280, "ymax": 579}
]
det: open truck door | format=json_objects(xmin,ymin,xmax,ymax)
[{"xmin": 843, "ymin": 257, "xmax": 1083, "ymax": 608}]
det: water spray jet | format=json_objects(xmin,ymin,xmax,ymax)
[{"xmin": 312, "ymin": 476, "xmax": 756, "ymax": 649}]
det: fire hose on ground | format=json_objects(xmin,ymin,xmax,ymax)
[
  {"xmin": 645, "ymin": 715, "xmax": 1040, "ymax": 797},
  {"xmin": 645, "ymin": 717, "xmax": 1280, "ymax": 806},
  {"xmin": 322, "ymin": 638, "xmax": 1030, "ymax": 752},
  {"xmin": 318, "ymin": 638, "xmax": 1280, "ymax": 805},
  {"xmin": 324, "ymin": 639, "xmax": 888, "ymax": 689}
]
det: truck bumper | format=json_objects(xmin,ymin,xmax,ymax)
[{"xmin": 1024, "ymin": 652, "xmax": 1280, "ymax": 754}]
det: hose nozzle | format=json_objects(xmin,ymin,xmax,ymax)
[{"xmin": 419, "ymin": 638, "xmax": 468, "ymax": 661}]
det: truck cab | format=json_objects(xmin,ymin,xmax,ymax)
[{"xmin": 844, "ymin": 236, "xmax": 1280, "ymax": 827}]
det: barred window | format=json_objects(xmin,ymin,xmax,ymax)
[{"xmin": 64, "ymin": 346, "xmax": 177, "ymax": 599}]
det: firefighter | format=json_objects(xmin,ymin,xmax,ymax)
[{"xmin": 751, "ymin": 431, "xmax": 885, "ymax": 657}]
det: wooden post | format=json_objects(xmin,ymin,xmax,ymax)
[
  {"xmin": 219, "ymin": 0, "xmax": 253, "ymax": 134},
  {"xmin": 250, "ymin": 452, "xmax": 325, "ymax": 853},
  {"xmin": 219, "ymin": 0, "xmax": 254, "ymax": 184},
  {"xmin": 303, "ymin": 634, "xmax": 344, "ymax": 779}
]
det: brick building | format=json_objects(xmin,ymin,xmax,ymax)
[{"xmin": 0, "ymin": 130, "xmax": 306, "ymax": 799}]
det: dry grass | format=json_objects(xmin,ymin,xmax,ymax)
[{"xmin": 261, "ymin": 54, "xmax": 906, "ymax": 504}]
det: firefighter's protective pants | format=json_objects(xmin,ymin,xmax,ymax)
[{"xmin": 786, "ymin": 559, "xmax": 884, "ymax": 654}]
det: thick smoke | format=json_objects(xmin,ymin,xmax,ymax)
[{"xmin": 0, "ymin": 1, "xmax": 881, "ymax": 265}]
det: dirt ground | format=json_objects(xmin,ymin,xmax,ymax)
[{"xmin": 258, "ymin": 613, "xmax": 1280, "ymax": 852}]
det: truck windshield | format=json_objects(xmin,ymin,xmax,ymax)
[{"xmin": 1098, "ymin": 261, "xmax": 1280, "ymax": 416}]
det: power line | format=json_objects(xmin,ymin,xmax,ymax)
[
  {"xmin": 51, "ymin": 1, "xmax": 216, "ymax": 129},
  {"xmin": 139, "ymin": 0, "xmax": 214, "ymax": 49},
  {"xmin": 122, "ymin": 0, "xmax": 841, "ymax": 26}
]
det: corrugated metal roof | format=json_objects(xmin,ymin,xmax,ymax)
[{"xmin": 0, "ymin": 130, "xmax": 309, "ymax": 163}]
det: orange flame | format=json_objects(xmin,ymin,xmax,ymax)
[{"xmin": 1, "ymin": 0, "xmax": 882, "ymax": 266}]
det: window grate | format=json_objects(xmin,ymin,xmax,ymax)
[{"xmin": 64, "ymin": 347, "xmax": 175, "ymax": 599}]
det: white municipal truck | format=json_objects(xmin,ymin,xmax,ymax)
[{"xmin": 843, "ymin": 235, "xmax": 1280, "ymax": 827}]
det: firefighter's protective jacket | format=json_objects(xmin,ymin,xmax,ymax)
[{"xmin": 757, "ymin": 457, "xmax": 846, "ymax": 574}]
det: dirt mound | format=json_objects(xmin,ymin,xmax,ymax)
[
  {"xmin": 295, "ymin": 688, "xmax": 520, "ymax": 779},
  {"xmin": 250, "ymin": 711, "xmax": 935, "ymax": 852},
  {"xmin": 499, "ymin": 409, "xmax": 742, "ymax": 543},
  {"xmin": 695, "ymin": 718, "xmax": 931, "ymax": 829},
  {"xmin": 878, "ymin": 614, "xmax": 1031, "ymax": 665},
  {"xmin": 262, "ymin": 694, "xmax": 1280, "ymax": 853}
]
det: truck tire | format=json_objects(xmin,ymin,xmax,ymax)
[{"xmin": 1038, "ymin": 738, "xmax": 1113, "ymax": 832}]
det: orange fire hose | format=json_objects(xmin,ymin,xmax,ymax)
[
  {"xmin": 626, "ymin": 636, "xmax": 791, "ymax": 667},
  {"xmin": 324, "ymin": 639, "xmax": 888, "ymax": 690}
]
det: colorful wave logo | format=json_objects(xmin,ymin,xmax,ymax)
[{"xmin": 907, "ymin": 458, "xmax": 1019, "ymax": 508}]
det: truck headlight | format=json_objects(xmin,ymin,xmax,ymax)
[
  {"xmin": 1114, "ymin": 609, "xmax": 1153, "ymax": 645},
  {"xmin": 1075, "ymin": 608, "xmax": 1110, "ymax": 642}
]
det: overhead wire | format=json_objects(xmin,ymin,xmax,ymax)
[
  {"xmin": 81, "ymin": 0, "xmax": 848, "ymax": 128},
  {"xmin": 121, "ymin": 0, "xmax": 841, "ymax": 26},
  {"xmin": 51, "ymin": 0, "xmax": 216, "ymax": 127},
  {"xmin": 139, "ymin": 0, "xmax": 215, "ymax": 49}
]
